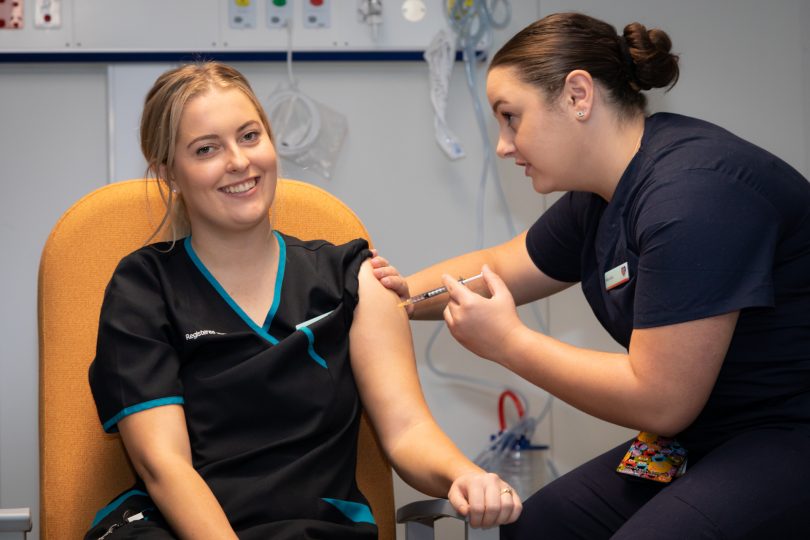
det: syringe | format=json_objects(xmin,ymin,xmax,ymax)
[{"xmin": 397, "ymin": 273, "xmax": 484, "ymax": 308}]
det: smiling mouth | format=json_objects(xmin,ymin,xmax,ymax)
[{"xmin": 220, "ymin": 178, "xmax": 257, "ymax": 194}]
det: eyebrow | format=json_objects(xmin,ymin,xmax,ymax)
[
  {"xmin": 491, "ymin": 99, "xmax": 505, "ymax": 115},
  {"xmin": 185, "ymin": 120, "xmax": 259, "ymax": 149}
]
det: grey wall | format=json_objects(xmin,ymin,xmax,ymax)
[{"xmin": 1, "ymin": 1, "xmax": 809, "ymax": 539}]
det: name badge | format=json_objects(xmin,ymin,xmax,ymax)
[{"xmin": 604, "ymin": 262, "xmax": 630, "ymax": 290}]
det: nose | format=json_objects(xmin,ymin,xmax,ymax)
[
  {"xmin": 226, "ymin": 145, "xmax": 249, "ymax": 173},
  {"xmin": 495, "ymin": 136, "xmax": 514, "ymax": 159}
]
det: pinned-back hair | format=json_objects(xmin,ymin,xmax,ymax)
[
  {"xmin": 139, "ymin": 62, "xmax": 273, "ymax": 242},
  {"xmin": 490, "ymin": 12, "xmax": 679, "ymax": 117}
]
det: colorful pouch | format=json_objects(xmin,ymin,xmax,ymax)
[{"xmin": 616, "ymin": 431, "xmax": 687, "ymax": 483}]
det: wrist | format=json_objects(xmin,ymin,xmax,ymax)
[{"xmin": 497, "ymin": 324, "xmax": 531, "ymax": 369}]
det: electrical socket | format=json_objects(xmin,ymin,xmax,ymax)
[
  {"xmin": 267, "ymin": 0, "xmax": 291, "ymax": 29},
  {"xmin": 35, "ymin": 0, "xmax": 61, "ymax": 29},
  {"xmin": 303, "ymin": 0, "xmax": 330, "ymax": 29},
  {"xmin": 229, "ymin": 0, "xmax": 257, "ymax": 29}
]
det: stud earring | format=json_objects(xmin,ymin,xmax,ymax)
[{"xmin": 576, "ymin": 111, "xmax": 586, "ymax": 119}]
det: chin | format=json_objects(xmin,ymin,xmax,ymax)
[{"xmin": 531, "ymin": 178, "xmax": 556, "ymax": 195}]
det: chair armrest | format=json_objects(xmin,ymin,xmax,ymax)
[
  {"xmin": 0, "ymin": 508, "xmax": 32, "ymax": 533},
  {"xmin": 396, "ymin": 498, "xmax": 465, "ymax": 524},
  {"xmin": 397, "ymin": 498, "xmax": 467, "ymax": 540}
]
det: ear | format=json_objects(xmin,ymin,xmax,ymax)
[
  {"xmin": 157, "ymin": 164, "xmax": 179, "ymax": 193},
  {"xmin": 563, "ymin": 69, "xmax": 595, "ymax": 121}
]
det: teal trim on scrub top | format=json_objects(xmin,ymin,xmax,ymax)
[
  {"xmin": 102, "ymin": 396, "xmax": 184, "ymax": 433},
  {"xmin": 91, "ymin": 489, "xmax": 149, "ymax": 527},
  {"xmin": 184, "ymin": 235, "xmax": 283, "ymax": 345},
  {"xmin": 263, "ymin": 230, "xmax": 286, "ymax": 329},
  {"xmin": 322, "ymin": 498, "xmax": 376, "ymax": 524},
  {"xmin": 299, "ymin": 326, "xmax": 328, "ymax": 368}
]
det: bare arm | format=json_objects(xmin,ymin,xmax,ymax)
[
  {"xmin": 118, "ymin": 406, "xmax": 238, "ymax": 539},
  {"xmin": 443, "ymin": 267, "xmax": 738, "ymax": 435},
  {"xmin": 350, "ymin": 260, "xmax": 521, "ymax": 528},
  {"xmin": 375, "ymin": 231, "xmax": 573, "ymax": 319}
]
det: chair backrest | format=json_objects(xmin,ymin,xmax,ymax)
[{"xmin": 38, "ymin": 178, "xmax": 395, "ymax": 539}]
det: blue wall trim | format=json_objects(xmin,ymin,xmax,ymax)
[{"xmin": 0, "ymin": 50, "xmax": 476, "ymax": 63}]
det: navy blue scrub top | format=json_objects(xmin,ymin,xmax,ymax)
[
  {"xmin": 88, "ymin": 232, "xmax": 377, "ymax": 539},
  {"xmin": 526, "ymin": 113, "xmax": 810, "ymax": 455}
]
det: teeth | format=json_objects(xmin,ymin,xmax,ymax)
[{"xmin": 222, "ymin": 178, "xmax": 256, "ymax": 194}]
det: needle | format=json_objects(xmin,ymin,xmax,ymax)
[{"xmin": 397, "ymin": 273, "xmax": 484, "ymax": 308}]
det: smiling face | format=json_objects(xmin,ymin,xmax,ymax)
[
  {"xmin": 487, "ymin": 66, "xmax": 581, "ymax": 195},
  {"xmin": 170, "ymin": 86, "xmax": 278, "ymax": 238}
]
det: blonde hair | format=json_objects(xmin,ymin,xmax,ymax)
[{"xmin": 140, "ymin": 62, "xmax": 274, "ymax": 243}]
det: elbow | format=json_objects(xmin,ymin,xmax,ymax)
[
  {"xmin": 130, "ymin": 451, "xmax": 187, "ymax": 489},
  {"xmin": 642, "ymin": 407, "xmax": 699, "ymax": 438}
]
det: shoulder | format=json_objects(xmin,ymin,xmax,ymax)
[
  {"xmin": 116, "ymin": 240, "xmax": 183, "ymax": 266},
  {"xmin": 276, "ymin": 232, "xmax": 371, "ymax": 300},
  {"xmin": 634, "ymin": 113, "xmax": 807, "ymax": 215},
  {"xmin": 642, "ymin": 113, "xmax": 798, "ymax": 181},
  {"xmin": 107, "ymin": 241, "xmax": 186, "ymax": 291},
  {"xmin": 278, "ymin": 232, "xmax": 369, "ymax": 264},
  {"xmin": 280, "ymin": 232, "xmax": 368, "ymax": 252}
]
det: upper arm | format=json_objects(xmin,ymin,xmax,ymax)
[
  {"xmin": 628, "ymin": 310, "xmax": 738, "ymax": 434},
  {"xmin": 90, "ymin": 255, "xmax": 184, "ymax": 433},
  {"xmin": 118, "ymin": 404, "xmax": 193, "ymax": 483},
  {"xmin": 633, "ymin": 172, "xmax": 778, "ymax": 327},
  {"xmin": 349, "ymin": 260, "xmax": 435, "ymax": 452},
  {"xmin": 488, "ymin": 231, "xmax": 575, "ymax": 305}
]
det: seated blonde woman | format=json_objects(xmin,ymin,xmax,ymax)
[{"xmin": 84, "ymin": 62, "xmax": 521, "ymax": 540}]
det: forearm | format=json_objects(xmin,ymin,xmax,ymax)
[
  {"xmin": 386, "ymin": 420, "xmax": 484, "ymax": 497},
  {"xmin": 407, "ymin": 250, "xmax": 495, "ymax": 320},
  {"xmin": 501, "ymin": 327, "xmax": 680, "ymax": 434},
  {"xmin": 139, "ymin": 457, "xmax": 238, "ymax": 540}
]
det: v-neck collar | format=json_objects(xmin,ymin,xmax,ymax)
[{"xmin": 183, "ymin": 231, "xmax": 287, "ymax": 345}]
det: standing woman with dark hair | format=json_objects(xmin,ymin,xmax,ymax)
[{"xmin": 373, "ymin": 12, "xmax": 810, "ymax": 539}]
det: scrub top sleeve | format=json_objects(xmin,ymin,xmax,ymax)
[
  {"xmin": 337, "ymin": 239, "xmax": 372, "ymax": 321},
  {"xmin": 633, "ymin": 171, "xmax": 779, "ymax": 328},
  {"xmin": 526, "ymin": 192, "xmax": 587, "ymax": 283},
  {"xmin": 89, "ymin": 253, "xmax": 184, "ymax": 433}
]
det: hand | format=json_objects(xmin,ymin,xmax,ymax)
[
  {"xmin": 448, "ymin": 471, "xmax": 522, "ymax": 528},
  {"xmin": 369, "ymin": 249, "xmax": 413, "ymax": 315},
  {"xmin": 443, "ymin": 265, "xmax": 524, "ymax": 365}
]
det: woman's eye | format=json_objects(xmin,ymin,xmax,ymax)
[
  {"xmin": 195, "ymin": 145, "xmax": 214, "ymax": 156},
  {"xmin": 242, "ymin": 130, "xmax": 260, "ymax": 142},
  {"xmin": 503, "ymin": 113, "xmax": 515, "ymax": 127}
]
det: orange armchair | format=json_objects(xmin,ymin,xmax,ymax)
[
  {"xmin": 37, "ymin": 178, "xmax": 469, "ymax": 540},
  {"xmin": 38, "ymin": 179, "xmax": 396, "ymax": 539}
]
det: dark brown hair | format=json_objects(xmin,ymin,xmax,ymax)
[{"xmin": 490, "ymin": 12, "xmax": 679, "ymax": 117}]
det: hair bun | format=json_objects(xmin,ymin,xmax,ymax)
[{"xmin": 622, "ymin": 22, "xmax": 679, "ymax": 91}]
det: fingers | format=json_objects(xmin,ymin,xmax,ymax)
[
  {"xmin": 477, "ymin": 482, "xmax": 521, "ymax": 528},
  {"xmin": 508, "ymin": 489, "xmax": 523, "ymax": 523},
  {"xmin": 369, "ymin": 256, "xmax": 411, "ymax": 302},
  {"xmin": 447, "ymin": 485, "xmax": 470, "ymax": 518},
  {"xmin": 442, "ymin": 273, "xmax": 475, "ymax": 303},
  {"xmin": 369, "ymin": 253, "xmax": 397, "ymax": 283},
  {"xmin": 498, "ymin": 485, "xmax": 523, "ymax": 525},
  {"xmin": 448, "ymin": 473, "xmax": 522, "ymax": 529},
  {"xmin": 481, "ymin": 264, "xmax": 508, "ymax": 297}
]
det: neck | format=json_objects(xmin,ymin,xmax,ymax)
[
  {"xmin": 588, "ymin": 114, "xmax": 645, "ymax": 202},
  {"xmin": 190, "ymin": 220, "xmax": 277, "ymax": 271}
]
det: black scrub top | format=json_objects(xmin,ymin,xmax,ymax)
[
  {"xmin": 526, "ymin": 113, "xmax": 810, "ymax": 455},
  {"xmin": 87, "ymin": 231, "xmax": 377, "ymax": 539}
]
